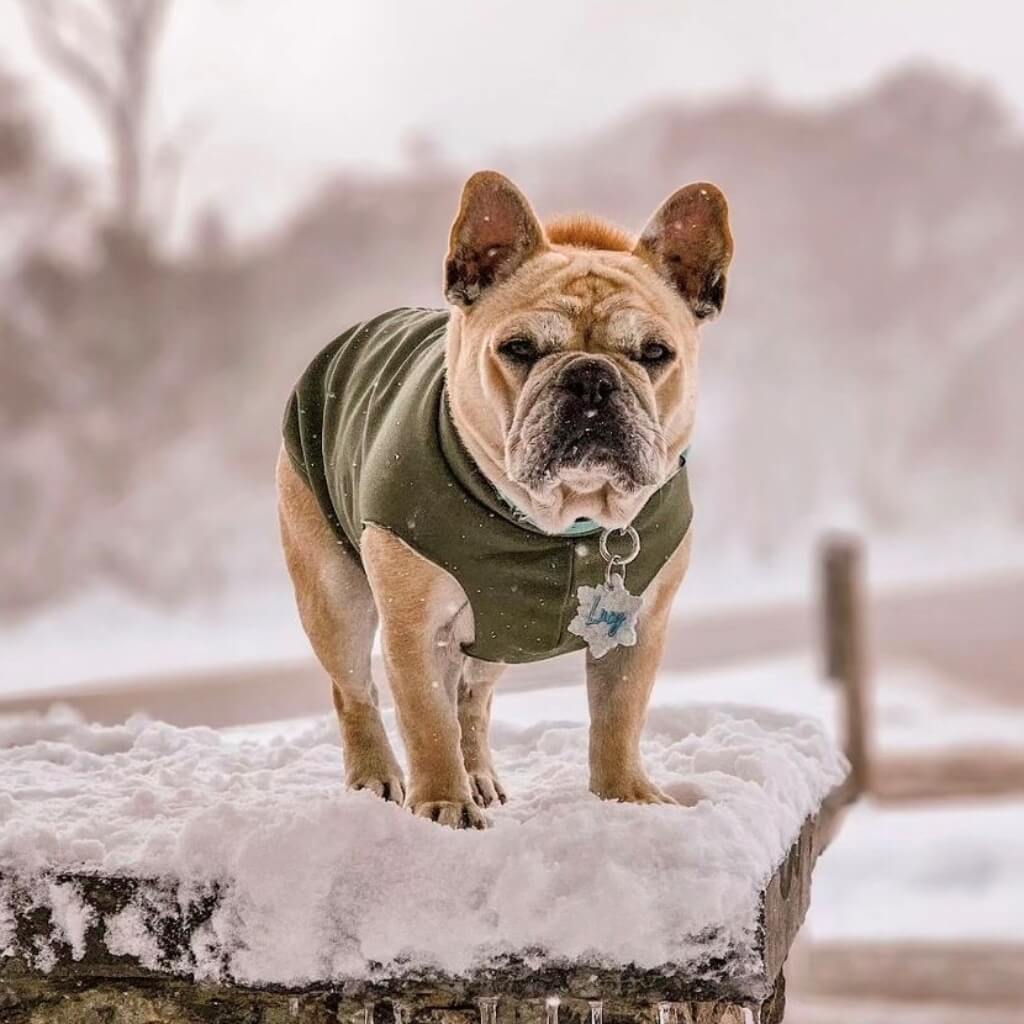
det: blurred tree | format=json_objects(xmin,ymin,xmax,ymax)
[
  {"xmin": 15, "ymin": 0, "xmax": 173, "ymax": 251},
  {"xmin": 401, "ymin": 130, "xmax": 445, "ymax": 176},
  {"xmin": 0, "ymin": 69, "xmax": 35, "ymax": 178},
  {"xmin": 0, "ymin": 69, "xmax": 90, "ymax": 611},
  {"xmin": 0, "ymin": 68, "xmax": 84, "ymax": 423},
  {"xmin": 0, "ymin": 29, "xmax": 231, "ymax": 615},
  {"xmin": 191, "ymin": 206, "xmax": 232, "ymax": 266},
  {"xmin": 4, "ymin": 62, "xmax": 1022, "ymax": 617}
]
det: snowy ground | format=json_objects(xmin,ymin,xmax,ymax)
[
  {"xmin": 807, "ymin": 800, "xmax": 1024, "ymax": 943},
  {"xmin": 488, "ymin": 663, "xmax": 1024, "ymax": 945},
  {"xmin": 232, "ymin": 659, "xmax": 1024, "ymax": 947},
  {"xmin": 2, "ymin": 654, "xmax": 1022, "ymax": 987},
  {"xmin": 0, "ymin": 699, "xmax": 844, "ymax": 985}
]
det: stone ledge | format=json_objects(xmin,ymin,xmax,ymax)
[{"xmin": 0, "ymin": 781, "xmax": 850, "ymax": 1023}]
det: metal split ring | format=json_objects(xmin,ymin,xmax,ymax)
[{"xmin": 598, "ymin": 526, "xmax": 641, "ymax": 566}]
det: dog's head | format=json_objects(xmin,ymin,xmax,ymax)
[{"xmin": 443, "ymin": 171, "xmax": 732, "ymax": 534}]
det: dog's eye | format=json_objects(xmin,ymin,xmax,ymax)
[
  {"xmin": 498, "ymin": 336, "xmax": 539, "ymax": 365},
  {"xmin": 635, "ymin": 339, "xmax": 673, "ymax": 366}
]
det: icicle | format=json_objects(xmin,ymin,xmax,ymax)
[
  {"xmin": 545, "ymin": 995, "xmax": 561, "ymax": 1024},
  {"xmin": 589, "ymin": 1000, "xmax": 603, "ymax": 1024},
  {"xmin": 362, "ymin": 1004, "xmax": 375, "ymax": 1024},
  {"xmin": 479, "ymin": 996, "xmax": 498, "ymax": 1024}
]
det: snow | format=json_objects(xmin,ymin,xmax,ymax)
[
  {"xmin": 490, "ymin": 662, "xmax": 1024, "ymax": 945},
  {"xmin": 0, "ymin": 583, "xmax": 309, "ymax": 697},
  {"xmin": 808, "ymin": 800, "xmax": 1024, "ymax": 942},
  {"xmin": 220, "ymin": 657, "xmax": 1024, "ymax": 955},
  {"xmin": 0, "ymin": 701, "xmax": 846, "ymax": 985},
  {"xmin": 2, "ymin": 651, "xmax": 1022, "ymax": 985}
]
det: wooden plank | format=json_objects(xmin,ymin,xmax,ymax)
[
  {"xmin": 5, "ymin": 567, "xmax": 1024, "ymax": 729},
  {"xmin": 788, "ymin": 940, "xmax": 1024, "ymax": 1005},
  {"xmin": 784, "ymin": 996, "xmax": 1024, "ymax": 1024},
  {"xmin": 871, "ymin": 748, "xmax": 1024, "ymax": 802},
  {"xmin": 0, "ymin": 653, "xmax": 582, "ymax": 730}
]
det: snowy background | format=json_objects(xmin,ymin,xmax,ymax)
[
  {"xmin": 1, "ymin": 2, "xmax": 1023, "ymax": 1017},
  {"xmin": 1, "ymin": 1, "xmax": 1023, "ymax": 672}
]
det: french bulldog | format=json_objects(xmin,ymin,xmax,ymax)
[{"xmin": 278, "ymin": 171, "xmax": 733, "ymax": 828}]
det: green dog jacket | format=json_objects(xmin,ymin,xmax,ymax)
[{"xmin": 282, "ymin": 307, "xmax": 693, "ymax": 664}]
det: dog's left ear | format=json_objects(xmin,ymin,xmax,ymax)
[
  {"xmin": 634, "ymin": 183, "xmax": 733, "ymax": 321},
  {"xmin": 445, "ymin": 170, "xmax": 547, "ymax": 307}
]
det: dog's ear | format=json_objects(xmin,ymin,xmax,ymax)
[
  {"xmin": 634, "ymin": 183, "xmax": 733, "ymax": 321},
  {"xmin": 444, "ymin": 171, "xmax": 546, "ymax": 307}
]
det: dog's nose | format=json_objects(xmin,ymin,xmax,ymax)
[{"xmin": 560, "ymin": 360, "xmax": 619, "ymax": 408}]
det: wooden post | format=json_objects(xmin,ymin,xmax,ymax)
[{"xmin": 820, "ymin": 534, "xmax": 872, "ymax": 796}]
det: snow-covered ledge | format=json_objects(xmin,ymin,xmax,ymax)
[{"xmin": 0, "ymin": 705, "xmax": 850, "ymax": 1023}]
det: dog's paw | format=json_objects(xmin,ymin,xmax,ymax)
[
  {"xmin": 409, "ymin": 796, "xmax": 489, "ymax": 829},
  {"xmin": 467, "ymin": 768, "xmax": 507, "ymax": 808},
  {"xmin": 591, "ymin": 774, "xmax": 677, "ymax": 806},
  {"xmin": 347, "ymin": 768, "xmax": 406, "ymax": 805}
]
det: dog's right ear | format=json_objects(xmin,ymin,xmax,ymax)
[{"xmin": 444, "ymin": 171, "xmax": 546, "ymax": 307}]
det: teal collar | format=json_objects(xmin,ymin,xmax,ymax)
[{"xmin": 494, "ymin": 498, "xmax": 604, "ymax": 537}]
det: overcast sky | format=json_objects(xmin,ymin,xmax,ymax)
[{"xmin": 3, "ymin": 0, "xmax": 1022, "ymax": 240}]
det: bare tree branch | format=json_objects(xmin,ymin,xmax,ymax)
[
  {"xmin": 15, "ymin": 0, "xmax": 175, "ymax": 242},
  {"xmin": 64, "ymin": 0, "xmax": 117, "ymax": 70},
  {"xmin": 16, "ymin": 0, "xmax": 116, "ymax": 117}
]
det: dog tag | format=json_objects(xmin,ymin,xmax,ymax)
[
  {"xmin": 568, "ymin": 526, "xmax": 643, "ymax": 659},
  {"xmin": 568, "ymin": 574, "xmax": 643, "ymax": 659}
]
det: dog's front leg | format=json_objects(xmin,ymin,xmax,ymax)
[
  {"xmin": 585, "ymin": 534, "xmax": 692, "ymax": 804},
  {"xmin": 361, "ymin": 525, "xmax": 487, "ymax": 829}
]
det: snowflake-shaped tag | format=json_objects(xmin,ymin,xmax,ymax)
[{"xmin": 568, "ymin": 574, "xmax": 643, "ymax": 659}]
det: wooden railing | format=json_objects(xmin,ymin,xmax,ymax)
[{"xmin": 819, "ymin": 534, "xmax": 1024, "ymax": 803}]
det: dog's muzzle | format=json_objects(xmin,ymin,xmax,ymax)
[{"xmin": 508, "ymin": 357, "xmax": 661, "ymax": 494}]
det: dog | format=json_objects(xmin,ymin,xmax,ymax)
[{"xmin": 277, "ymin": 171, "xmax": 732, "ymax": 828}]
